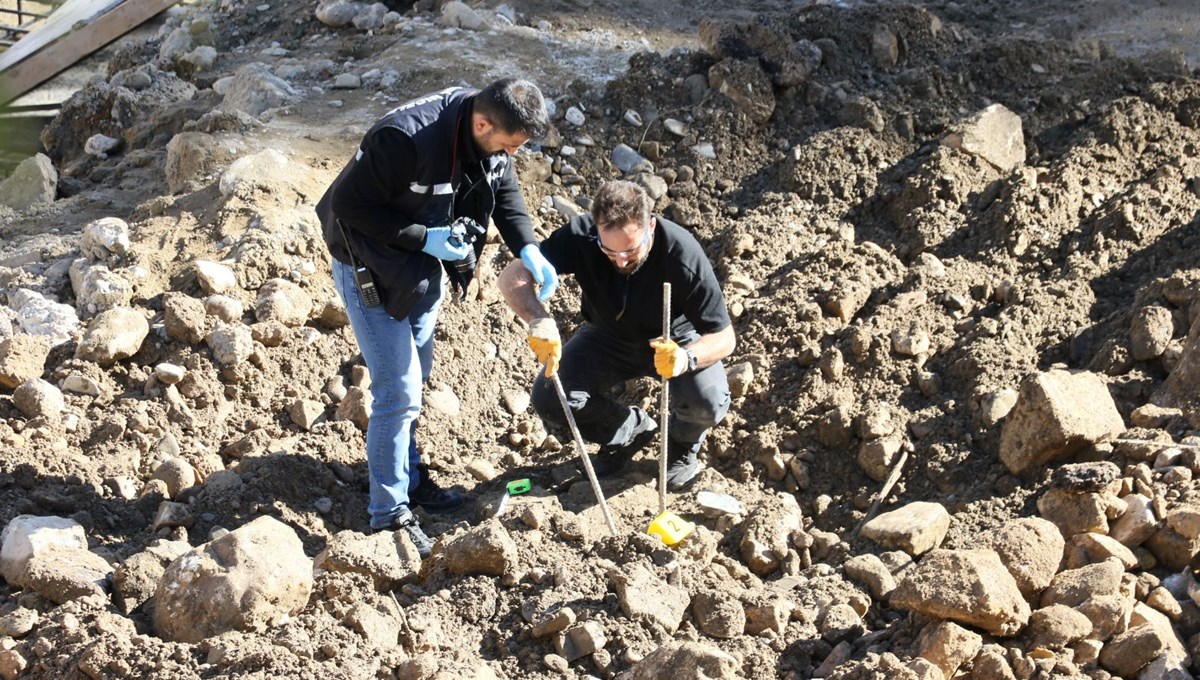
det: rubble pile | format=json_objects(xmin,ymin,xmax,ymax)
[{"xmin": 0, "ymin": 0, "xmax": 1198, "ymax": 678}]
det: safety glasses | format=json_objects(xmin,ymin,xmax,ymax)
[{"xmin": 593, "ymin": 223, "xmax": 651, "ymax": 258}]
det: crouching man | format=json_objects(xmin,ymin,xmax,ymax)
[{"xmin": 498, "ymin": 180, "xmax": 735, "ymax": 489}]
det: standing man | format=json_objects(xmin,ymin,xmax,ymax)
[
  {"xmin": 498, "ymin": 180, "xmax": 734, "ymax": 490},
  {"xmin": 316, "ymin": 79, "xmax": 559, "ymax": 556}
]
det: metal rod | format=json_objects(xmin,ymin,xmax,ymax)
[
  {"xmin": 852, "ymin": 450, "xmax": 909, "ymax": 538},
  {"xmin": 658, "ymin": 282, "xmax": 671, "ymax": 514},
  {"xmin": 0, "ymin": 9, "xmax": 50, "ymax": 19},
  {"xmin": 1113, "ymin": 438, "xmax": 1200, "ymax": 450},
  {"xmin": 549, "ymin": 371, "xmax": 618, "ymax": 535},
  {"xmin": 0, "ymin": 24, "xmax": 32, "ymax": 33}
]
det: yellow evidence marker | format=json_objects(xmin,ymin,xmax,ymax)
[{"xmin": 647, "ymin": 511, "xmax": 695, "ymax": 546}]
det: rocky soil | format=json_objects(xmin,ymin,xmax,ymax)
[{"xmin": 0, "ymin": 0, "xmax": 1199, "ymax": 678}]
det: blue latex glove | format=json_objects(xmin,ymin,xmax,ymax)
[
  {"xmin": 421, "ymin": 225, "xmax": 471, "ymax": 261},
  {"xmin": 520, "ymin": 244, "xmax": 559, "ymax": 302}
]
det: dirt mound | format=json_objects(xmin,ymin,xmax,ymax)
[{"xmin": 0, "ymin": 0, "xmax": 1199, "ymax": 678}]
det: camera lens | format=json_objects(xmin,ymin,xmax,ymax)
[{"xmin": 452, "ymin": 248, "xmax": 476, "ymax": 274}]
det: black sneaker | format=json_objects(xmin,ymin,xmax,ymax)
[
  {"xmin": 409, "ymin": 464, "xmax": 466, "ymax": 513},
  {"xmin": 590, "ymin": 419, "xmax": 658, "ymax": 477},
  {"xmin": 665, "ymin": 443, "xmax": 701, "ymax": 490},
  {"xmin": 386, "ymin": 507, "xmax": 433, "ymax": 558}
]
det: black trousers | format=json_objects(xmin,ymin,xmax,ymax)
[{"xmin": 531, "ymin": 323, "xmax": 731, "ymax": 455}]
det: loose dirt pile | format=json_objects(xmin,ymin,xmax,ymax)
[{"xmin": 0, "ymin": 0, "xmax": 1199, "ymax": 678}]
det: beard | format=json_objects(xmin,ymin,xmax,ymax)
[{"xmin": 615, "ymin": 256, "xmax": 648, "ymax": 276}]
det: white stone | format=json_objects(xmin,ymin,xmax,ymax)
[
  {"xmin": 155, "ymin": 363, "xmax": 187, "ymax": 385},
  {"xmin": 10, "ymin": 288, "xmax": 80, "ymax": 347},
  {"xmin": 194, "ymin": 261, "xmax": 239, "ymax": 294},
  {"xmin": 862, "ymin": 501, "xmax": 951, "ymax": 555},
  {"xmin": 0, "ymin": 516, "xmax": 87, "ymax": 587},
  {"xmin": 79, "ymin": 218, "xmax": 130, "ymax": 260},
  {"xmin": 84, "ymin": 134, "xmax": 121, "ymax": 159},
  {"xmin": 564, "ymin": 106, "xmax": 586, "ymax": 127}
]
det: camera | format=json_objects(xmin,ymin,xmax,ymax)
[{"xmin": 446, "ymin": 216, "xmax": 486, "ymax": 277}]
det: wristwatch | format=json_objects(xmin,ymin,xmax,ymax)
[{"xmin": 684, "ymin": 347, "xmax": 699, "ymax": 372}]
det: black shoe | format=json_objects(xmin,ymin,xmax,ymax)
[
  {"xmin": 409, "ymin": 464, "xmax": 466, "ymax": 514},
  {"xmin": 665, "ymin": 444, "xmax": 701, "ymax": 490},
  {"xmin": 590, "ymin": 420, "xmax": 658, "ymax": 477},
  {"xmin": 385, "ymin": 507, "xmax": 433, "ymax": 558}
]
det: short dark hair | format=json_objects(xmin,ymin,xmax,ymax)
[
  {"xmin": 474, "ymin": 78, "xmax": 550, "ymax": 141},
  {"xmin": 592, "ymin": 180, "xmax": 652, "ymax": 231}
]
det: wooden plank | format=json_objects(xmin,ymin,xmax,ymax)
[
  {"xmin": 0, "ymin": 0, "xmax": 177, "ymax": 105},
  {"xmin": 0, "ymin": 0, "xmax": 120, "ymax": 72}
]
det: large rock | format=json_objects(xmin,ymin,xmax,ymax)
[
  {"xmin": 221, "ymin": 63, "xmax": 297, "ymax": 118},
  {"xmin": 890, "ymin": 549, "xmax": 1031, "ymax": 636},
  {"xmin": 861, "ymin": 501, "xmax": 950, "ymax": 556},
  {"xmin": 165, "ymin": 131, "xmax": 229, "ymax": 194},
  {"xmin": 206, "ymin": 322, "xmax": 255, "ymax": 368},
  {"xmin": 620, "ymin": 641, "xmax": 740, "ymax": 680},
  {"xmin": 691, "ymin": 591, "xmax": 745, "ymax": 639},
  {"xmin": 0, "ymin": 516, "xmax": 87, "ymax": 587},
  {"xmin": 314, "ymin": 0, "xmax": 365, "ymax": 27},
  {"xmin": 12, "ymin": 378, "xmax": 64, "ymax": 421},
  {"xmin": 71, "ymin": 262, "xmax": 134, "ymax": 316},
  {"xmin": 443, "ymin": 520, "xmax": 518, "ymax": 578},
  {"xmin": 739, "ymin": 493, "xmax": 803, "ymax": 576},
  {"xmin": 22, "ymin": 545, "xmax": 112, "ymax": 604},
  {"xmin": 915, "ymin": 621, "xmax": 981, "ymax": 679},
  {"xmin": 80, "ymin": 217, "xmax": 131, "ymax": 260},
  {"xmin": 75, "ymin": 307, "xmax": 149, "ymax": 366},
  {"xmin": 698, "ymin": 18, "xmax": 822, "ymax": 87},
  {"xmin": 1110, "ymin": 493, "xmax": 1158, "ymax": 548},
  {"xmin": 0, "ymin": 334, "xmax": 50, "ymax": 389},
  {"xmin": 219, "ymin": 148, "xmax": 291, "ymax": 196},
  {"xmin": 153, "ymin": 516, "xmax": 313, "ymax": 642},
  {"xmin": 1027, "ymin": 604, "xmax": 1093, "ymax": 650},
  {"xmin": 0, "ymin": 153, "xmax": 56, "ymax": 210},
  {"xmin": 1130, "ymin": 306, "xmax": 1174, "ymax": 361},
  {"xmin": 610, "ymin": 561, "xmax": 690, "ymax": 633},
  {"xmin": 9, "ymin": 288, "xmax": 80, "ymax": 347},
  {"xmin": 1039, "ymin": 560, "xmax": 1125, "ymax": 608},
  {"xmin": 1037, "ymin": 488, "xmax": 1110, "ymax": 537},
  {"xmin": 1099, "ymin": 624, "xmax": 1177, "ymax": 678},
  {"xmin": 112, "ymin": 539, "xmax": 191, "ymax": 613},
  {"xmin": 999, "ymin": 369, "xmax": 1125, "ymax": 475},
  {"xmin": 941, "ymin": 104, "xmax": 1026, "ymax": 173},
  {"xmin": 255, "ymin": 278, "xmax": 312, "ymax": 327},
  {"xmin": 1064, "ymin": 532, "xmax": 1137, "ymax": 570},
  {"xmin": 975, "ymin": 517, "xmax": 1064, "ymax": 597}
]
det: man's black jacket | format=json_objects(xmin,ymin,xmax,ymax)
[{"xmin": 316, "ymin": 86, "xmax": 537, "ymax": 319}]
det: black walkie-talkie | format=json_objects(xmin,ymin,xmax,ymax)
[{"xmin": 336, "ymin": 219, "xmax": 381, "ymax": 307}]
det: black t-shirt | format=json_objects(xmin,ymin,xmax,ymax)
[{"xmin": 540, "ymin": 214, "xmax": 731, "ymax": 343}]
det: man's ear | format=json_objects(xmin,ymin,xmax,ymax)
[{"xmin": 473, "ymin": 113, "xmax": 493, "ymax": 134}]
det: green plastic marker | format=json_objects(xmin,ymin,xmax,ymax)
[{"xmin": 496, "ymin": 479, "xmax": 532, "ymax": 518}]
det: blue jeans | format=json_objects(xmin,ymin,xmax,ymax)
[
  {"xmin": 332, "ymin": 259, "xmax": 445, "ymax": 529},
  {"xmin": 530, "ymin": 323, "xmax": 731, "ymax": 454}
]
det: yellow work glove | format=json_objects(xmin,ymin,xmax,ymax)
[
  {"xmin": 650, "ymin": 337, "xmax": 690, "ymax": 378},
  {"xmin": 527, "ymin": 318, "xmax": 561, "ymax": 377}
]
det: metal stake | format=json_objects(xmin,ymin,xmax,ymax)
[
  {"xmin": 549, "ymin": 371, "xmax": 618, "ymax": 535},
  {"xmin": 658, "ymin": 282, "xmax": 671, "ymax": 514}
]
